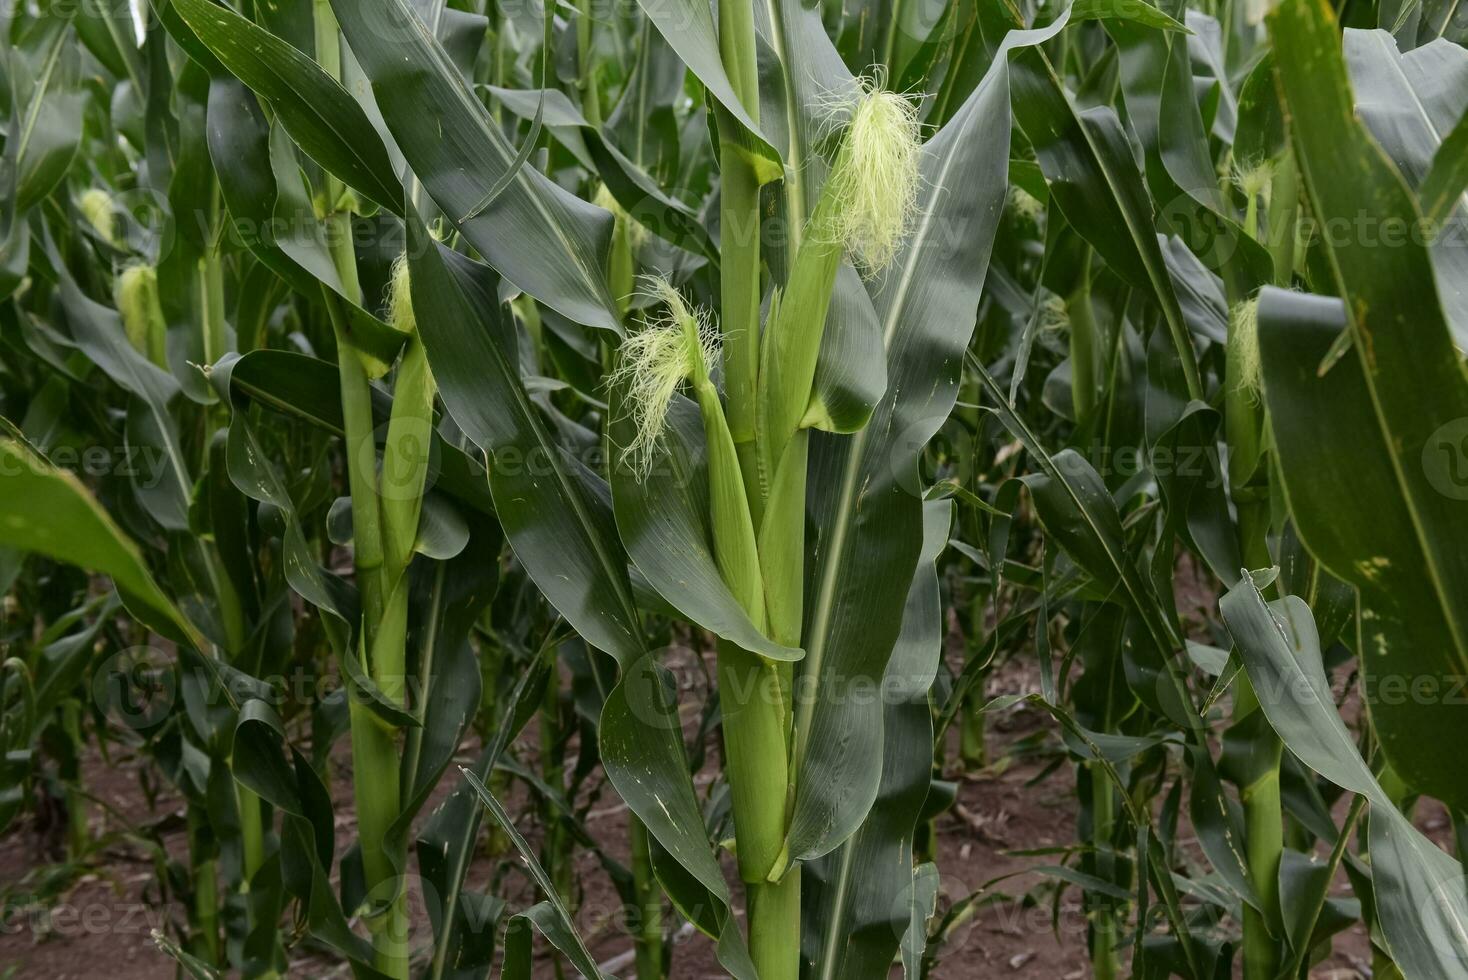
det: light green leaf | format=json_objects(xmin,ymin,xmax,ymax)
[{"xmin": 0, "ymin": 433, "xmax": 193, "ymax": 644}]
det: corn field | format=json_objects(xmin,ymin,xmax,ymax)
[{"xmin": 1, "ymin": 0, "xmax": 1467, "ymax": 975}]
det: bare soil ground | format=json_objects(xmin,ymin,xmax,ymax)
[{"xmin": 0, "ymin": 628, "xmax": 1453, "ymax": 980}]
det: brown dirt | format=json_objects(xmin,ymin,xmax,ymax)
[
  {"xmin": 0, "ymin": 627, "xmax": 1455, "ymax": 979},
  {"xmin": 0, "ymin": 742, "xmax": 185, "ymax": 979}
]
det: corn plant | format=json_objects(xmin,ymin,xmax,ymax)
[{"xmin": 4, "ymin": 0, "xmax": 1468, "ymax": 976}]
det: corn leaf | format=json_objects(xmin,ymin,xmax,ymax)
[
  {"xmin": 205, "ymin": 77, "xmax": 406, "ymax": 369},
  {"xmin": 787, "ymin": 10, "xmax": 1071, "ymax": 868},
  {"xmin": 1344, "ymin": 28, "xmax": 1468, "ymax": 346},
  {"xmin": 330, "ymin": 0, "xmax": 621, "ymax": 332},
  {"xmin": 632, "ymin": 0, "xmax": 781, "ymax": 181},
  {"xmin": 803, "ymin": 499, "xmax": 950, "ymax": 978},
  {"xmin": 168, "ymin": 0, "xmax": 403, "ymax": 215},
  {"xmin": 231, "ymin": 699, "xmax": 383, "ymax": 971},
  {"xmin": 1220, "ymin": 583, "xmax": 1468, "ymax": 980},
  {"xmin": 1009, "ymin": 44, "xmax": 1206, "ymax": 396},
  {"xmin": 460, "ymin": 768, "xmax": 608, "ymax": 979},
  {"xmin": 1265, "ymin": 0, "xmax": 1468, "ymax": 811},
  {"xmin": 1107, "ymin": 15, "xmax": 1273, "ymax": 294},
  {"xmin": 0, "ymin": 433, "xmax": 192, "ymax": 644}
]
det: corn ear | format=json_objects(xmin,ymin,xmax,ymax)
[
  {"xmin": 78, "ymin": 188, "xmax": 117, "ymax": 246},
  {"xmin": 115, "ymin": 264, "xmax": 168, "ymax": 368},
  {"xmin": 757, "ymin": 82, "xmax": 922, "ymax": 493}
]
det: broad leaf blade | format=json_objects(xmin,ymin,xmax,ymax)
[
  {"xmin": 788, "ymin": 10, "xmax": 1071, "ymax": 867},
  {"xmin": 169, "ymin": 0, "xmax": 402, "ymax": 214},
  {"xmin": 331, "ymin": 0, "xmax": 620, "ymax": 331},
  {"xmin": 0, "ymin": 434, "xmax": 192, "ymax": 643},
  {"xmin": 1266, "ymin": 0, "xmax": 1468, "ymax": 810}
]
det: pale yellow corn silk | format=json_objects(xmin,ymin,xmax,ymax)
[
  {"xmin": 1039, "ymin": 292, "xmax": 1070, "ymax": 333},
  {"xmin": 78, "ymin": 188, "xmax": 117, "ymax": 245},
  {"xmin": 609, "ymin": 275, "xmax": 720, "ymax": 480},
  {"xmin": 1230, "ymin": 157, "xmax": 1275, "ymax": 207},
  {"xmin": 1230, "ymin": 297, "xmax": 1262, "ymax": 399},
  {"xmin": 821, "ymin": 76, "xmax": 923, "ymax": 274},
  {"xmin": 387, "ymin": 252, "xmax": 416, "ymax": 334}
]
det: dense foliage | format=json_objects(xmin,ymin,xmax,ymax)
[{"xmin": 2, "ymin": 0, "xmax": 1466, "ymax": 976}]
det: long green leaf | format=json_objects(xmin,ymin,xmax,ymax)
[
  {"xmin": 169, "ymin": 0, "xmax": 402, "ymax": 214},
  {"xmin": 803, "ymin": 500, "xmax": 949, "ymax": 978},
  {"xmin": 459, "ymin": 769, "xmax": 607, "ymax": 979},
  {"xmin": 0, "ymin": 433, "xmax": 192, "ymax": 643},
  {"xmin": 205, "ymin": 77, "xmax": 406, "ymax": 370},
  {"xmin": 1220, "ymin": 582, "xmax": 1468, "ymax": 980},
  {"xmin": 330, "ymin": 0, "xmax": 620, "ymax": 331},
  {"xmin": 1266, "ymin": 0, "xmax": 1468, "ymax": 810},
  {"xmin": 787, "ymin": 9, "xmax": 1070, "ymax": 870},
  {"xmin": 1344, "ymin": 28, "xmax": 1468, "ymax": 346}
]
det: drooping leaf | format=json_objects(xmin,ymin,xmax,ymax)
[
  {"xmin": 459, "ymin": 769, "xmax": 607, "ymax": 980},
  {"xmin": 1344, "ymin": 28, "xmax": 1468, "ymax": 346},
  {"xmin": 330, "ymin": 0, "xmax": 621, "ymax": 331},
  {"xmin": 0, "ymin": 432, "xmax": 193, "ymax": 643},
  {"xmin": 168, "ymin": 0, "xmax": 403, "ymax": 213},
  {"xmin": 205, "ymin": 77, "xmax": 406, "ymax": 370},
  {"xmin": 1220, "ymin": 582, "xmax": 1468, "ymax": 980}
]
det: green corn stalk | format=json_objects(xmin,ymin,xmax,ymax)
[
  {"xmin": 199, "ymin": 186, "xmax": 229, "ymax": 369},
  {"xmin": 629, "ymin": 816, "xmax": 663, "ymax": 979},
  {"xmin": 575, "ymin": 0, "xmax": 602, "ymax": 127},
  {"xmin": 311, "ymin": 3, "xmax": 433, "ymax": 973},
  {"xmin": 758, "ymin": 81, "xmax": 920, "ymax": 972},
  {"xmin": 1067, "ymin": 248, "xmax": 1100, "ymax": 428},
  {"xmin": 1227, "ymin": 157, "xmax": 1289, "ymax": 979},
  {"xmin": 1089, "ymin": 767, "xmax": 1119, "ymax": 980},
  {"xmin": 716, "ymin": 0, "xmax": 766, "ymax": 512},
  {"xmin": 540, "ymin": 660, "xmax": 571, "ymax": 931},
  {"xmin": 712, "ymin": 2, "xmax": 800, "ymax": 969},
  {"xmin": 186, "ymin": 806, "xmax": 220, "ymax": 966},
  {"xmin": 615, "ymin": 69, "xmax": 920, "ymax": 976}
]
